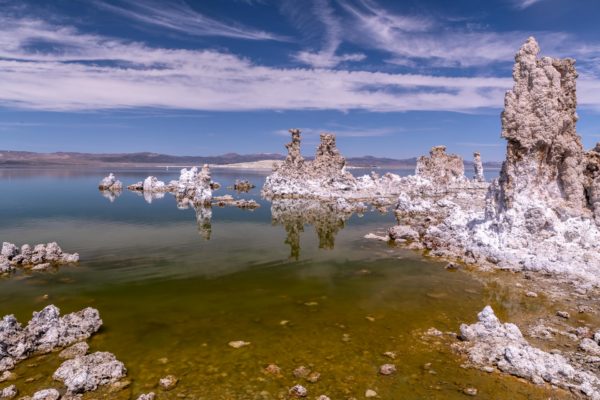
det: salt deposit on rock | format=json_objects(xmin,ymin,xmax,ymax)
[
  {"xmin": 30, "ymin": 388, "xmax": 60, "ymax": 400},
  {"xmin": 262, "ymin": 129, "xmax": 359, "ymax": 200},
  {"xmin": 125, "ymin": 165, "xmax": 220, "ymax": 210},
  {"xmin": 58, "ymin": 342, "xmax": 89, "ymax": 359},
  {"xmin": 143, "ymin": 176, "xmax": 168, "ymax": 193},
  {"xmin": 98, "ymin": 173, "xmax": 122, "ymax": 192},
  {"xmin": 53, "ymin": 351, "xmax": 127, "ymax": 393},
  {"xmin": 388, "ymin": 37, "xmax": 600, "ymax": 285},
  {"xmin": 458, "ymin": 306, "xmax": 600, "ymax": 398},
  {"xmin": 0, "ymin": 242, "xmax": 79, "ymax": 272},
  {"xmin": 0, "ymin": 384, "xmax": 17, "ymax": 399},
  {"xmin": 0, "ymin": 305, "xmax": 101, "ymax": 373},
  {"xmin": 175, "ymin": 164, "xmax": 214, "ymax": 207},
  {"xmin": 415, "ymin": 145, "xmax": 465, "ymax": 186},
  {"xmin": 263, "ymin": 129, "xmax": 487, "ymax": 205}
]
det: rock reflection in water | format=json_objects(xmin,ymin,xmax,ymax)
[
  {"xmin": 271, "ymin": 199, "xmax": 359, "ymax": 259},
  {"xmin": 99, "ymin": 190, "xmax": 121, "ymax": 203},
  {"xmin": 195, "ymin": 206, "xmax": 212, "ymax": 240}
]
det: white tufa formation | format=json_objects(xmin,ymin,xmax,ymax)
[
  {"xmin": 459, "ymin": 306, "xmax": 600, "ymax": 398},
  {"xmin": 1, "ymin": 242, "xmax": 79, "ymax": 273},
  {"xmin": 473, "ymin": 152, "xmax": 485, "ymax": 182},
  {"xmin": 98, "ymin": 173, "xmax": 123, "ymax": 191},
  {"xmin": 390, "ymin": 37, "xmax": 600, "ymax": 284},
  {"xmin": 263, "ymin": 130, "xmax": 487, "ymax": 203},
  {"xmin": 415, "ymin": 145, "xmax": 466, "ymax": 186}
]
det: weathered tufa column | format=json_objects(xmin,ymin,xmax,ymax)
[
  {"xmin": 473, "ymin": 152, "xmax": 484, "ymax": 182},
  {"xmin": 490, "ymin": 36, "xmax": 585, "ymax": 214},
  {"xmin": 284, "ymin": 129, "xmax": 304, "ymax": 169}
]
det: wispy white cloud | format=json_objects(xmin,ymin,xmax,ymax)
[
  {"xmin": 338, "ymin": 0, "xmax": 572, "ymax": 68},
  {"xmin": 286, "ymin": 0, "xmax": 366, "ymax": 68},
  {"xmin": 92, "ymin": 0, "xmax": 288, "ymax": 41},
  {"xmin": 2, "ymin": 12, "xmax": 600, "ymax": 114},
  {"xmin": 0, "ymin": 15, "xmax": 517, "ymax": 112},
  {"xmin": 513, "ymin": 0, "xmax": 545, "ymax": 10}
]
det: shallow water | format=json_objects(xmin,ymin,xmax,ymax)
[{"xmin": 0, "ymin": 168, "xmax": 570, "ymax": 399}]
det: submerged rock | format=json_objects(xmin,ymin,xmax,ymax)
[
  {"xmin": 0, "ymin": 242, "xmax": 79, "ymax": 272},
  {"xmin": 378, "ymin": 364, "xmax": 396, "ymax": 375},
  {"xmin": 0, "ymin": 305, "xmax": 101, "ymax": 373},
  {"xmin": 136, "ymin": 393, "xmax": 155, "ymax": 400},
  {"xmin": 458, "ymin": 306, "xmax": 600, "ymax": 397},
  {"xmin": 228, "ymin": 340, "xmax": 250, "ymax": 349},
  {"xmin": 158, "ymin": 375, "xmax": 178, "ymax": 390},
  {"xmin": 289, "ymin": 384, "xmax": 307, "ymax": 398},
  {"xmin": 53, "ymin": 351, "xmax": 126, "ymax": 393}
]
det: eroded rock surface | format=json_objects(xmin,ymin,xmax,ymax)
[
  {"xmin": 233, "ymin": 179, "xmax": 255, "ymax": 193},
  {"xmin": 473, "ymin": 152, "xmax": 484, "ymax": 182},
  {"xmin": 53, "ymin": 351, "xmax": 126, "ymax": 393},
  {"xmin": 30, "ymin": 388, "xmax": 60, "ymax": 400},
  {"xmin": 264, "ymin": 130, "xmax": 487, "ymax": 204},
  {"xmin": 388, "ymin": 37, "xmax": 600, "ymax": 284},
  {"xmin": 0, "ymin": 242, "xmax": 79, "ymax": 273},
  {"xmin": 458, "ymin": 306, "xmax": 600, "ymax": 398},
  {"xmin": 263, "ymin": 130, "xmax": 358, "ymax": 199},
  {"xmin": 98, "ymin": 173, "xmax": 122, "ymax": 192},
  {"xmin": 127, "ymin": 165, "xmax": 217, "ymax": 209},
  {"xmin": 415, "ymin": 146, "xmax": 465, "ymax": 185},
  {"xmin": 0, "ymin": 305, "xmax": 101, "ymax": 373}
]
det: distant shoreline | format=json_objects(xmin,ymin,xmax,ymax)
[{"xmin": 0, "ymin": 150, "xmax": 503, "ymax": 170}]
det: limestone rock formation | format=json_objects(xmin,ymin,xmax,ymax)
[
  {"xmin": 415, "ymin": 146, "xmax": 465, "ymax": 185},
  {"xmin": 473, "ymin": 152, "xmax": 484, "ymax": 182},
  {"xmin": 30, "ymin": 388, "xmax": 60, "ymax": 400},
  {"xmin": 458, "ymin": 306, "xmax": 600, "ymax": 397},
  {"xmin": 487, "ymin": 36, "xmax": 585, "ymax": 217},
  {"xmin": 175, "ymin": 164, "xmax": 213, "ymax": 207},
  {"xmin": 0, "ymin": 305, "xmax": 102, "ymax": 373},
  {"xmin": 264, "ymin": 129, "xmax": 488, "ymax": 203},
  {"xmin": 386, "ymin": 37, "xmax": 600, "ymax": 284},
  {"xmin": 262, "ymin": 129, "xmax": 358, "ymax": 199},
  {"xmin": 53, "ymin": 351, "xmax": 127, "ymax": 393},
  {"xmin": 233, "ymin": 179, "xmax": 255, "ymax": 193},
  {"xmin": 0, "ymin": 242, "xmax": 79, "ymax": 272},
  {"xmin": 98, "ymin": 173, "xmax": 122, "ymax": 192},
  {"xmin": 143, "ymin": 176, "xmax": 168, "ymax": 193}
]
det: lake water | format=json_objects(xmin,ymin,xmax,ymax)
[{"xmin": 0, "ymin": 168, "xmax": 568, "ymax": 399}]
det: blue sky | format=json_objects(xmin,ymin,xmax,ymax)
[{"xmin": 1, "ymin": 0, "xmax": 600, "ymax": 160}]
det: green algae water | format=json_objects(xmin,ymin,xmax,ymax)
[{"xmin": 0, "ymin": 169, "xmax": 570, "ymax": 399}]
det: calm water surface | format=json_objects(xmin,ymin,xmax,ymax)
[{"xmin": 0, "ymin": 168, "xmax": 567, "ymax": 399}]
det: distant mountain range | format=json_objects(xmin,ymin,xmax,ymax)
[{"xmin": 0, "ymin": 150, "xmax": 503, "ymax": 169}]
